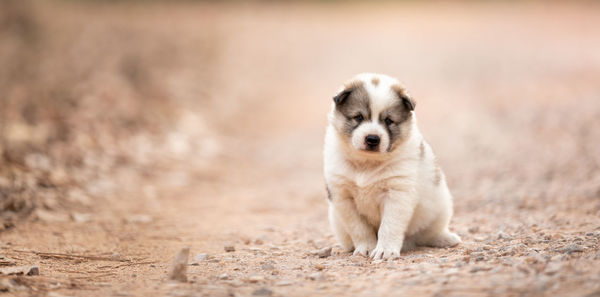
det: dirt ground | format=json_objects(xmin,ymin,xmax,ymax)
[{"xmin": 1, "ymin": 1, "xmax": 600, "ymax": 297}]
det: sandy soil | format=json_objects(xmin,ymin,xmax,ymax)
[{"xmin": 1, "ymin": 2, "xmax": 600, "ymax": 297}]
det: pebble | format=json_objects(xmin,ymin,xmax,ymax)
[
  {"xmin": 468, "ymin": 226, "xmax": 480, "ymax": 233},
  {"xmin": 27, "ymin": 266, "xmax": 39, "ymax": 276},
  {"xmin": 252, "ymin": 287, "xmax": 273, "ymax": 296},
  {"xmin": 168, "ymin": 247, "xmax": 189, "ymax": 282},
  {"xmin": 544, "ymin": 262, "xmax": 562, "ymax": 276},
  {"xmin": 0, "ymin": 265, "xmax": 39, "ymax": 276},
  {"xmin": 71, "ymin": 212, "xmax": 92, "ymax": 223},
  {"xmin": 561, "ymin": 244, "xmax": 584, "ymax": 254},
  {"xmin": 308, "ymin": 272, "xmax": 325, "ymax": 281},
  {"xmin": 473, "ymin": 236, "xmax": 487, "ymax": 242},
  {"xmin": 224, "ymin": 245, "xmax": 236, "ymax": 252},
  {"xmin": 315, "ymin": 247, "xmax": 332, "ymax": 258},
  {"xmin": 585, "ymin": 231, "xmax": 600, "ymax": 237},
  {"xmin": 261, "ymin": 263, "xmax": 275, "ymax": 271},
  {"xmin": 226, "ymin": 280, "xmax": 244, "ymax": 287},
  {"xmin": 247, "ymin": 275, "xmax": 264, "ymax": 283},
  {"xmin": 218, "ymin": 273, "xmax": 229, "ymax": 280},
  {"xmin": 314, "ymin": 264, "xmax": 326, "ymax": 271},
  {"xmin": 470, "ymin": 266, "xmax": 492, "ymax": 273},
  {"xmin": 193, "ymin": 253, "xmax": 208, "ymax": 262},
  {"xmin": 496, "ymin": 231, "xmax": 512, "ymax": 241},
  {"xmin": 275, "ymin": 280, "xmax": 293, "ymax": 286}
]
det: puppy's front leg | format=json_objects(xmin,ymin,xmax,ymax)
[
  {"xmin": 332, "ymin": 196, "xmax": 377, "ymax": 257},
  {"xmin": 371, "ymin": 188, "xmax": 417, "ymax": 260}
]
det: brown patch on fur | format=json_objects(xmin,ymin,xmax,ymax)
[
  {"xmin": 433, "ymin": 160, "xmax": 443, "ymax": 186},
  {"xmin": 419, "ymin": 140, "xmax": 425, "ymax": 160},
  {"xmin": 371, "ymin": 77, "xmax": 379, "ymax": 86},
  {"xmin": 343, "ymin": 79, "xmax": 364, "ymax": 92},
  {"xmin": 390, "ymin": 83, "xmax": 408, "ymax": 97}
]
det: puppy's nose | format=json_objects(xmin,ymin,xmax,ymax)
[{"xmin": 365, "ymin": 134, "xmax": 380, "ymax": 146}]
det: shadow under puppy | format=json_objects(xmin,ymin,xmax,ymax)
[{"xmin": 323, "ymin": 73, "xmax": 461, "ymax": 260}]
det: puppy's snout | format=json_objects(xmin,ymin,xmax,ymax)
[{"xmin": 365, "ymin": 134, "xmax": 380, "ymax": 147}]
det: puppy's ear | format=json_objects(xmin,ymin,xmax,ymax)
[
  {"xmin": 332, "ymin": 89, "xmax": 352, "ymax": 105},
  {"xmin": 401, "ymin": 95, "xmax": 415, "ymax": 111},
  {"xmin": 391, "ymin": 84, "xmax": 415, "ymax": 111}
]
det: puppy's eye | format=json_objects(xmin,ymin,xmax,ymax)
[
  {"xmin": 353, "ymin": 114, "xmax": 364, "ymax": 122},
  {"xmin": 384, "ymin": 117, "xmax": 394, "ymax": 125}
]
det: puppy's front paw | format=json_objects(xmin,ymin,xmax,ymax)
[
  {"xmin": 371, "ymin": 244, "xmax": 401, "ymax": 260},
  {"xmin": 352, "ymin": 239, "xmax": 377, "ymax": 257}
]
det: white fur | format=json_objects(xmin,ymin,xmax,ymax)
[{"xmin": 324, "ymin": 73, "xmax": 461, "ymax": 260}]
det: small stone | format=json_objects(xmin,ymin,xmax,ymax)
[
  {"xmin": 561, "ymin": 244, "xmax": 584, "ymax": 254},
  {"xmin": 27, "ymin": 266, "xmax": 39, "ymax": 276},
  {"xmin": 254, "ymin": 239, "xmax": 264, "ymax": 245},
  {"xmin": 314, "ymin": 264, "xmax": 326, "ymax": 270},
  {"xmin": 497, "ymin": 231, "xmax": 512, "ymax": 241},
  {"xmin": 224, "ymin": 245, "xmax": 235, "ymax": 252},
  {"xmin": 218, "ymin": 273, "xmax": 229, "ymax": 280},
  {"xmin": 71, "ymin": 212, "xmax": 92, "ymax": 223},
  {"xmin": 252, "ymin": 287, "xmax": 273, "ymax": 296},
  {"xmin": 247, "ymin": 275, "xmax": 264, "ymax": 283},
  {"xmin": 226, "ymin": 280, "xmax": 244, "ymax": 287},
  {"xmin": 261, "ymin": 263, "xmax": 275, "ymax": 271},
  {"xmin": 168, "ymin": 247, "xmax": 190, "ymax": 282},
  {"xmin": 275, "ymin": 280, "xmax": 293, "ymax": 286},
  {"xmin": 470, "ymin": 266, "xmax": 492, "ymax": 273},
  {"xmin": 307, "ymin": 272, "xmax": 325, "ymax": 281},
  {"xmin": 468, "ymin": 226, "xmax": 479, "ymax": 233},
  {"xmin": 193, "ymin": 253, "xmax": 208, "ymax": 262},
  {"xmin": 0, "ymin": 266, "xmax": 40, "ymax": 276},
  {"xmin": 544, "ymin": 262, "xmax": 562, "ymax": 275},
  {"xmin": 316, "ymin": 247, "xmax": 332, "ymax": 258}
]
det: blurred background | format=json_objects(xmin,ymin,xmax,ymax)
[{"xmin": 0, "ymin": 0, "xmax": 599, "ymax": 296}]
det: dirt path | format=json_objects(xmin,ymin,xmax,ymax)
[{"xmin": 1, "ymin": 2, "xmax": 600, "ymax": 297}]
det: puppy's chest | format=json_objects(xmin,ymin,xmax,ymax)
[{"xmin": 343, "ymin": 180, "xmax": 391, "ymax": 226}]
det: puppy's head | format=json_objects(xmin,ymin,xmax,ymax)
[{"xmin": 330, "ymin": 73, "xmax": 415, "ymax": 154}]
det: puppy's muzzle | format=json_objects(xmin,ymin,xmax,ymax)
[{"xmin": 364, "ymin": 134, "xmax": 380, "ymax": 151}]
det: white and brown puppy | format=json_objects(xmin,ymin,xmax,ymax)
[{"xmin": 324, "ymin": 73, "xmax": 460, "ymax": 260}]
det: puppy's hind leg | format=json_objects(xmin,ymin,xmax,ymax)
[
  {"xmin": 328, "ymin": 205, "xmax": 354, "ymax": 252},
  {"xmin": 401, "ymin": 236, "xmax": 416, "ymax": 252},
  {"xmin": 414, "ymin": 214, "xmax": 461, "ymax": 248}
]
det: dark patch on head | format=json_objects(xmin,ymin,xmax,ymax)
[
  {"xmin": 326, "ymin": 185, "xmax": 332, "ymax": 201},
  {"xmin": 332, "ymin": 81, "xmax": 371, "ymax": 137},
  {"xmin": 379, "ymin": 96, "xmax": 414, "ymax": 151},
  {"xmin": 375, "ymin": 83, "xmax": 417, "ymax": 151},
  {"xmin": 371, "ymin": 77, "xmax": 380, "ymax": 86},
  {"xmin": 419, "ymin": 140, "xmax": 425, "ymax": 160}
]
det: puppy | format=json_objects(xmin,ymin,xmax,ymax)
[{"xmin": 323, "ymin": 73, "xmax": 461, "ymax": 260}]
